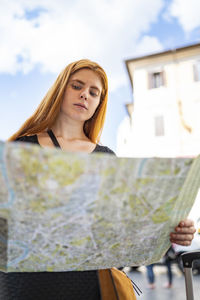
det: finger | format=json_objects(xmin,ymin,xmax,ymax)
[
  {"xmin": 170, "ymin": 233, "xmax": 194, "ymax": 241},
  {"xmin": 175, "ymin": 226, "xmax": 196, "ymax": 234},
  {"xmin": 178, "ymin": 219, "xmax": 194, "ymax": 227},
  {"xmin": 170, "ymin": 239, "xmax": 192, "ymax": 246}
]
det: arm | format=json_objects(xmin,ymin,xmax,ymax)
[{"xmin": 170, "ymin": 219, "xmax": 196, "ymax": 246}]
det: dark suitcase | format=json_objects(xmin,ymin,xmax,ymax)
[{"xmin": 181, "ymin": 250, "xmax": 200, "ymax": 300}]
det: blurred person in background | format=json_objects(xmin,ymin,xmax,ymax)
[
  {"xmin": 146, "ymin": 246, "xmax": 176, "ymax": 289},
  {"xmin": 162, "ymin": 246, "xmax": 176, "ymax": 288},
  {"xmin": 146, "ymin": 264, "xmax": 156, "ymax": 289}
]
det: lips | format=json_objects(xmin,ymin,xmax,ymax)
[{"xmin": 74, "ymin": 103, "xmax": 88, "ymax": 110}]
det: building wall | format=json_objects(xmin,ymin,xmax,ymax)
[{"xmin": 117, "ymin": 46, "xmax": 200, "ymax": 157}]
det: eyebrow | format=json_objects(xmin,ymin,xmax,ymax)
[{"xmin": 70, "ymin": 79, "xmax": 101, "ymax": 92}]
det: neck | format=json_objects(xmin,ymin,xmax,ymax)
[{"xmin": 51, "ymin": 116, "xmax": 88, "ymax": 141}]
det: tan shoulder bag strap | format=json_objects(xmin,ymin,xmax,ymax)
[{"xmin": 98, "ymin": 268, "xmax": 138, "ymax": 300}]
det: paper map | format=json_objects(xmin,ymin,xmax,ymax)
[{"xmin": 0, "ymin": 141, "xmax": 200, "ymax": 272}]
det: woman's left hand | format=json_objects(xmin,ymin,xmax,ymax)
[{"xmin": 170, "ymin": 219, "xmax": 196, "ymax": 246}]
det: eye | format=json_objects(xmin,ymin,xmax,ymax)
[
  {"xmin": 72, "ymin": 83, "xmax": 81, "ymax": 90},
  {"xmin": 90, "ymin": 89, "xmax": 99, "ymax": 97}
]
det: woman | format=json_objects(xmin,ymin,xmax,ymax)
[{"xmin": 5, "ymin": 59, "xmax": 195, "ymax": 299}]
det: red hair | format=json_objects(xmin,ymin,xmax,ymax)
[{"xmin": 8, "ymin": 59, "xmax": 108, "ymax": 143}]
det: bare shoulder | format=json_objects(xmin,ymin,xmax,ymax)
[
  {"xmin": 37, "ymin": 132, "xmax": 54, "ymax": 148},
  {"xmin": 37, "ymin": 132, "xmax": 47, "ymax": 138}
]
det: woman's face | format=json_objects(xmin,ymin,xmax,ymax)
[{"xmin": 61, "ymin": 68, "xmax": 103, "ymax": 123}]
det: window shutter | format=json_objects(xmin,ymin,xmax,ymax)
[
  {"xmin": 193, "ymin": 64, "xmax": 198, "ymax": 81},
  {"xmin": 162, "ymin": 70, "xmax": 166, "ymax": 86},
  {"xmin": 148, "ymin": 72, "xmax": 152, "ymax": 89}
]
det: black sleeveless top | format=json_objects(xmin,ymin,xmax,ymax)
[
  {"xmin": 0, "ymin": 133, "xmax": 115, "ymax": 300},
  {"xmin": 15, "ymin": 132, "xmax": 115, "ymax": 155}
]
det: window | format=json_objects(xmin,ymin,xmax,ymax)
[
  {"xmin": 154, "ymin": 115, "xmax": 165, "ymax": 136},
  {"xmin": 148, "ymin": 71, "xmax": 165, "ymax": 89},
  {"xmin": 193, "ymin": 62, "xmax": 200, "ymax": 81}
]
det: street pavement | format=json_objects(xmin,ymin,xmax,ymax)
[{"xmin": 126, "ymin": 265, "xmax": 200, "ymax": 300}]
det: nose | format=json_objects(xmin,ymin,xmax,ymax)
[
  {"xmin": 80, "ymin": 90, "xmax": 88, "ymax": 101},
  {"xmin": 80, "ymin": 95, "xmax": 87, "ymax": 100}
]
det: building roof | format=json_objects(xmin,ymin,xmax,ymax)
[
  {"xmin": 125, "ymin": 42, "xmax": 200, "ymax": 89},
  {"xmin": 125, "ymin": 42, "xmax": 200, "ymax": 65}
]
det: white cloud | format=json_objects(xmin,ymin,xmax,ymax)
[
  {"xmin": 168, "ymin": 0, "xmax": 200, "ymax": 32},
  {"xmin": 0, "ymin": 0, "xmax": 165, "ymax": 89},
  {"xmin": 129, "ymin": 35, "xmax": 164, "ymax": 58}
]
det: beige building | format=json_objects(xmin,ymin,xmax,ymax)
[{"xmin": 117, "ymin": 43, "xmax": 200, "ymax": 157}]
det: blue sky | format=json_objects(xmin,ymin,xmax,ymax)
[{"xmin": 0, "ymin": 0, "xmax": 200, "ymax": 151}]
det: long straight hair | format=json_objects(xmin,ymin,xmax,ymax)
[{"xmin": 8, "ymin": 59, "xmax": 108, "ymax": 143}]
